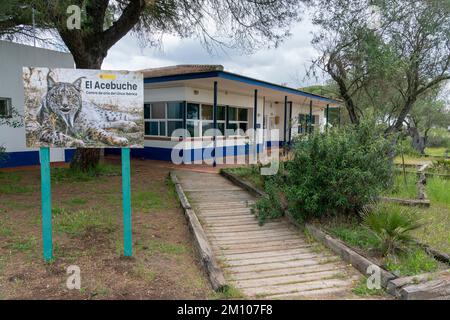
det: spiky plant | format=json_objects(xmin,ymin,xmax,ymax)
[{"xmin": 362, "ymin": 203, "xmax": 422, "ymax": 256}]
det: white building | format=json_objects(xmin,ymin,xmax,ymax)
[
  {"xmin": 0, "ymin": 41, "xmax": 74, "ymax": 167},
  {"xmin": 0, "ymin": 42, "xmax": 339, "ymax": 168},
  {"xmin": 105, "ymin": 65, "xmax": 339, "ymax": 162}
]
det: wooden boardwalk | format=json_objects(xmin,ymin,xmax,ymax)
[{"xmin": 175, "ymin": 170, "xmax": 361, "ymax": 299}]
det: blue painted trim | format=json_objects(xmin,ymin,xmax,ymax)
[
  {"xmin": 64, "ymin": 149, "xmax": 75, "ymax": 162},
  {"xmin": 104, "ymin": 143, "xmax": 273, "ymax": 162},
  {"xmin": 0, "ymin": 150, "xmax": 40, "ymax": 168},
  {"xmin": 144, "ymin": 71, "xmax": 338, "ymax": 104}
]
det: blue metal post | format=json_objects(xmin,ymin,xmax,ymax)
[
  {"xmin": 213, "ymin": 81, "xmax": 218, "ymax": 167},
  {"xmin": 39, "ymin": 147, "xmax": 52, "ymax": 262},
  {"xmin": 253, "ymin": 89, "xmax": 258, "ymax": 156},
  {"xmin": 122, "ymin": 148, "xmax": 132, "ymax": 256},
  {"xmin": 283, "ymin": 96, "xmax": 288, "ymax": 145},
  {"xmin": 326, "ymin": 104, "xmax": 329, "ymax": 133},
  {"xmin": 309, "ymin": 100, "xmax": 313, "ymax": 134}
]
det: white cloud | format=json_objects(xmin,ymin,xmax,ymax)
[{"xmin": 102, "ymin": 18, "xmax": 325, "ymax": 88}]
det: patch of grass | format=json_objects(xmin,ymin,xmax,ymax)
[
  {"xmin": 426, "ymin": 176, "xmax": 450, "ymax": 206},
  {"xmin": 54, "ymin": 208, "xmax": 115, "ymax": 236},
  {"xmin": 52, "ymin": 163, "xmax": 120, "ymax": 183},
  {"xmin": 224, "ymin": 166, "xmax": 265, "ymax": 190},
  {"xmin": 211, "ymin": 285, "xmax": 245, "ymax": 299},
  {"xmin": 66, "ymin": 197, "xmax": 88, "ymax": 206},
  {"xmin": 0, "ymin": 183, "xmax": 34, "ymax": 194},
  {"xmin": 385, "ymin": 249, "xmax": 438, "ymax": 277},
  {"xmin": 144, "ymin": 240, "xmax": 187, "ymax": 256},
  {"xmin": 7, "ymin": 236, "xmax": 36, "ymax": 252},
  {"xmin": 352, "ymin": 277, "xmax": 386, "ymax": 296},
  {"xmin": 384, "ymin": 173, "xmax": 417, "ymax": 199},
  {"xmin": 132, "ymin": 190, "xmax": 164, "ymax": 210},
  {"xmin": 327, "ymin": 223, "xmax": 381, "ymax": 251},
  {"xmin": 412, "ymin": 204, "xmax": 450, "ymax": 254},
  {"xmin": 0, "ymin": 220, "xmax": 13, "ymax": 238},
  {"xmin": 133, "ymin": 262, "xmax": 156, "ymax": 283},
  {"xmin": 0, "ymin": 172, "xmax": 22, "ymax": 182},
  {"xmin": 425, "ymin": 147, "xmax": 447, "ymax": 157}
]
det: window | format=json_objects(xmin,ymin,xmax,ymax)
[
  {"xmin": 144, "ymin": 102, "xmax": 183, "ymax": 137},
  {"xmin": 227, "ymin": 106, "xmax": 249, "ymax": 136},
  {"xmin": 298, "ymin": 114, "xmax": 317, "ymax": 133},
  {"xmin": 143, "ymin": 101, "xmax": 249, "ymax": 138},
  {"xmin": 0, "ymin": 98, "xmax": 12, "ymax": 118}
]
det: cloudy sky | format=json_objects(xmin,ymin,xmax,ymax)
[{"xmin": 102, "ymin": 18, "xmax": 322, "ymax": 89}]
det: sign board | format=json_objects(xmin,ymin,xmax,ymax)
[{"xmin": 23, "ymin": 67, "xmax": 144, "ymax": 148}]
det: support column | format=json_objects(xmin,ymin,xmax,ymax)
[
  {"xmin": 213, "ymin": 81, "xmax": 218, "ymax": 167},
  {"xmin": 326, "ymin": 104, "xmax": 329, "ymax": 133},
  {"xmin": 338, "ymin": 107, "xmax": 341, "ymax": 128},
  {"xmin": 283, "ymin": 96, "xmax": 288, "ymax": 145},
  {"xmin": 309, "ymin": 100, "xmax": 313, "ymax": 134},
  {"xmin": 253, "ymin": 89, "xmax": 258, "ymax": 158},
  {"xmin": 288, "ymin": 101, "xmax": 293, "ymax": 145}
]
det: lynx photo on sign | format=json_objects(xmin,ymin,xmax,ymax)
[{"xmin": 23, "ymin": 67, "xmax": 144, "ymax": 148}]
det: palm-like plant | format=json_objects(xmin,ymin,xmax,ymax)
[{"xmin": 362, "ymin": 203, "xmax": 423, "ymax": 256}]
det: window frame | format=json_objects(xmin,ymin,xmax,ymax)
[
  {"xmin": 0, "ymin": 97, "xmax": 12, "ymax": 118},
  {"xmin": 144, "ymin": 101, "xmax": 250, "ymax": 139}
]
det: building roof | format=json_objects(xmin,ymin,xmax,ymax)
[{"xmin": 140, "ymin": 64, "xmax": 340, "ymax": 105}]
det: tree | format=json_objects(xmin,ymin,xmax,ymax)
[
  {"xmin": 1, "ymin": 0, "xmax": 304, "ymax": 170},
  {"xmin": 404, "ymin": 87, "xmax": 449, "ymax": 154},
  {"xmin": 309, "ymin": 0, "xmax": 450, "ymax": 137}
]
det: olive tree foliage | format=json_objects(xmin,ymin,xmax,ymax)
[
  {"xmin": 308, "ymin": 0, "xmax": 450, "ymax": 137},
  {"xmin": 0, "ymin": 0, "xmax": 305, "ymax": 170},
  {"xmin": 404, "ymin": 86, "xmax": 449, "ymax": 154}
]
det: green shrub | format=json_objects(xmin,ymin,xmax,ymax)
[
  {"xmin": 362, "ymin": 203, "xmax": 422, "ymax": 256},
  {"xmin": 426, "ymin": 128, "xmax": 450, "ymax": 148},
  {"xmin": 256, "ymin": 121, "xmax": 393, "ymax": 223}
]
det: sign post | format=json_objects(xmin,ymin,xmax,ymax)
[
  {"xmin": 121, "ymin": 147, "xmax": 132, "ymax": 257},
  {"xmin": 24, "ymin": 67, "xmax": 143, "ymax": 261},
  {"xmin": 39, "ymin": 147, "xmax": 53, "ymax": 262}
]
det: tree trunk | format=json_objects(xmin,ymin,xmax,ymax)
[
  {"xmin": 408, "ymin": 126, "xmax": 426, "ymax": 155},
  {"xmin": 69, "ymin": 49, "xmax": 106, "ymax": 171}
]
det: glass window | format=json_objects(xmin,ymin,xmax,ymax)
[
  {"xmin": 217, "ymin": 106, "xmax": 225, "ymax": 121},
  {"xmin": 238, "ymin": 108, "xmax": 248, "ymax": 121},
  {"xmin": 167, "ymin": 102, "xmax": 184, "ymax": 119},
  {"xmin": 187, "ymin": 103, "xmax": 199, "ymax": 120},
  {"xmin": 146, "ymin": 122, "xmax": 158, "ymax": 135},
  {"xmin": 168, "ymin": 121, "xmax": 183, "ymax": 137},
  {"xmin": 144, "ymin": 103, "xmax": 151, "ymax": 119},
  {"xmin": 227, "ymin": 122, "xmax": 237, "ymax": 131},
  {"xmin": 187, "ymin": 121, "xmax": 199, "ymax": 137},
  {"xmin": 227, "ymin": 107, "xmax": 237, "ymax": 121},
  {"xmin": 218, "ymin": 123, "xmax": 225, "ymax": 135},
  {"xmin": 151, "ymin": 102, "xmax": 165, "ymax": 119},
  {"xmin": 202, "ymin": 122, "xmax": 214, "ymax": 136},
  {"xmin": 239, "ymin": 123, "xmax": 247, "ymax": 132},
  {"xmin": 201, "ymin": 104, "xmax": 213, "ymax": 120},
  {"xmin": 159, "ymin": 121, "xmax": 166, "ymax": 136}
]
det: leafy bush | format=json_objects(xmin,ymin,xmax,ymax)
[
  {"xmin": 362, "ymin": 203, "xmax": 422, "ymax": 256},
  {"xmin": 426, "ymin": 128, "xmax": 450, "ymax": 148},
  {"xmin": 256, "ymin": 121, "xmax": 393, "ymax": 223}
]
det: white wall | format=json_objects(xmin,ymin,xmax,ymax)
[{"xmin": 0, "ymin": 41, "xmax": 74, "ymax": 158}]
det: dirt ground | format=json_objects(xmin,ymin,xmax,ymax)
[{"xmin": 0, "ymin": 156, "xmax": 215, "ymax": 299}]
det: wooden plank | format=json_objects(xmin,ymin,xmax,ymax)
[
  {"xmin": 234, "ymin": 270, "xmax": 349, "ymax": 289},
  {"xmin": 212, "ymin": 234, "xmax": 302, "ymax": 245},
  {"xmin": 224, "ymin": 256, "xmax": 341, "ymax": 274},
  {"xmin": 400, "ymin": 276, "xmax": 450, "ymax": 300},
  {"xmin": 221, "ymin": 247, "xmax": 316, "ymax": 261},
  {"xmin": 242, "ymin": 276, "xmax": 359, "ymax": 297},
  {"xmin": 223, "ymin": 252, "xmax": 332, "ymax": 267},
  {"xmin": 268, "ymin": 286, "xmax": 352, "ymax": 300},
  {"xmin": 228, "ymin": 262, "xmax": 347, "ymax": 281}
]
